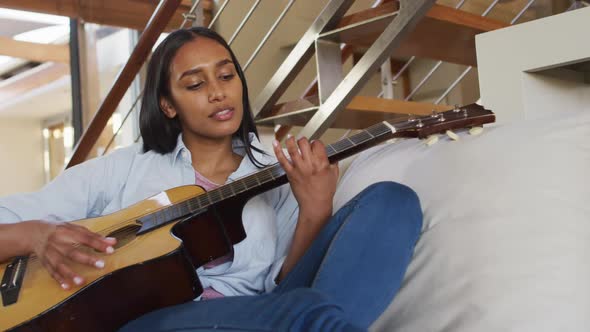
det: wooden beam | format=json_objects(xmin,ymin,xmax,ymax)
[
  {"xmin": 0, "ymin": 37, "xmax": 69, "ymax": 64},
  {"xmin": 260, "ymin": 95, "xmax": 452, "ymax": 129},
  {"xmin": 66, "ymin": 0, "xmax": 182, "ymax": 168},
  {"xmin": 0, "ymin": 62, "xmax": 69, "ymax": 101},
  {"xmin": 0, "ymin": 0, "xmax": 195, "ymax": 31}
]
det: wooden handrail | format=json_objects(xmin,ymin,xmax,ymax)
[{"xmin": 66, "ymin": 0, "xmax": 182, "ymax": 169}]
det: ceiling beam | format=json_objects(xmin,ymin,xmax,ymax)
[
  {"xmin": 0, "ymin": 36, "xmax": 69, "ymax": 63},
  {"xmin": 0, "ymin": 62, "xmax": 69, "ymax": 101},
  {"xmin": 0, "ymin": 0, "xmax": 195, "ymax": 31}
]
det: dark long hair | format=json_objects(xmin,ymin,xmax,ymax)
[{"xmin": 139, "ymin": 27, "xmax": 267, "ymax": 168}]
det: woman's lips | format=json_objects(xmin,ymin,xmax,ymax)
[{"xmin": 210, "ymin": 108, "xmax": 234, "ymax": 121}]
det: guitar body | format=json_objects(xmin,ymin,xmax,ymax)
[{"xmin": 0, "ymin": 185, "xmax": 247, "ymax": 332}]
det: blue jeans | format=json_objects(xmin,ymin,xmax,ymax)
[{"xmin": 120, "ymin": 182, "xmax": 423, "ymax": 332}]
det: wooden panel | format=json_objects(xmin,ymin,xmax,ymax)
[
  {"xmin": 0, "ymin": 0, "xmax": 195, "ymax": 31},
  {"xmin": 259, "ymin": 96, "xmax": 452, "ymax": 129},
  {"xmin": 329, "ymin": 3, "xmax": 508, "ymax": 66},
  {"xmin": 0, "ymin": 37, "xmax": 69, "ymax": 63}
]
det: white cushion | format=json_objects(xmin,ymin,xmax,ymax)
[{"xmin": 334, "ymin": 109, "xmax": 590, "ymax": 332}]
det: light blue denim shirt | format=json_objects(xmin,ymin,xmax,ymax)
[{"xmin": 0, "ymin": 134, "xmax": 299, "ymax": 295}]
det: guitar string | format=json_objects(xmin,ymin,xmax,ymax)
[
  {"xmin": 77, "ymin": 125, "xmax": 391, "ymax": 237},
  {"xmin": 29, "ymin": 120, "xmax": 407, "ymax": 247},
  {"xmin": 26, "ymin": 109, "xmax": 487, "ymax": 262}
]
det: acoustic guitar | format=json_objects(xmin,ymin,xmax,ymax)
[{"xmin": 0, "ymin": 104, "xmax": 495, "ymax": 331}]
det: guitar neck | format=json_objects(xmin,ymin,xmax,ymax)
[
  {"xmin": 137, "ymin": 104, "xmax": 495, "ymax": 234},
  {"xmin": 136, "ymin": 123, "xmax": 396, "ymax": 233}
]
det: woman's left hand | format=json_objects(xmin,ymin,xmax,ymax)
[{"xmin": 273, "ymin": 136, "xmax": 339, "ymax": 224}]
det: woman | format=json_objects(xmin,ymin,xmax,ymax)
[{"xmin": 0, "ymin": 27, "xmax": 423, "ymax": 331}]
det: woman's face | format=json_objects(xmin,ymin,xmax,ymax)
[{"xmin": 162, "ymin": 37, "xmax": 244, "ymax": 141}]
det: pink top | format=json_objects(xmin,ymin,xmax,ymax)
[{"xmin": 195, "ymin": 169, "xmax": 234, "ymax": 300}]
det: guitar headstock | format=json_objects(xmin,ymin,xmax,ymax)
[{"xmin": 392, "ymin": 103, "xmax": 495, "ymax": 138}]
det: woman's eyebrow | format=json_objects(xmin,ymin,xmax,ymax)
[{"xmin": 179, "ymin": 58, "xmax": 233, "ymax": 80}]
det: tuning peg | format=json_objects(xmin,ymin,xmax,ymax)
[
  {"xmin": 469, "ymin": 127, "xmax": 484, "ymax": 136},
  {"xmin": 446, "ymin": 130, "xmax": 459, "ymax": 141},
  {"xmin": 425, "ymin": 134, "xmax": 439, "ymax": 146},
  {"xmin": 453, "ymin": 104, "xmax": 461, "ymax": 112}
]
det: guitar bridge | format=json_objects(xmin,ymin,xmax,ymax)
[{"xmin": 1, "ymin": 256, "xmax": 28, "ymax": 306}]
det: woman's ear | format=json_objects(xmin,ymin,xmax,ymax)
[{"xmin": 160, "ymin": 98, "xmax": 177, "ymax": 119}]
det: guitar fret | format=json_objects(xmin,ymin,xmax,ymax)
[
  {"xmin": 326, "ymin": 145, "xmax": 336, "ymax": 156},
  {"xmin": 227, "ymin": 182, "xmax": 236, "ymax": 197},
  {"xmin": 162, "ymin": 208, "xmax": 169, "ymax": 222},
  {"xmin": 222, "ymin": 188, "xmax": 230, "ymax": 198},
  {"xmin": 244, "ymin": 177, "xmax": 256, "ymax": 189},
  {"xmin": 178, "ymin": 203, "xmax": 188, "ymax": 216},
  {"xmin": 209, "ymin": 190, "xmax": 221, "ymax": 203},
  {"xmin": 261, "ymin": 170, "xmax": 272, "ymax": 183},
  {"xmin": 270, "ymin": 165, "xmax": 284, "ymax": 178},
  {"xmin": 359, "ymin": 130, "xmax": 373, "ymax": 140},
  {"xmin": 234, "ymin": 179, "xmax": 247, "ymax": 193},
  {"xmin": 197, "ymin": 194, "xmax": 210, "ymax": 207},
  {"xmin": 219, "ymin": 185, "xmax": 231, "ymax": 199},
  {"xmin": 187, "ymin": 199, "xmax": 195, "ymax": 212},
  {"xmin": 267, "ymin": 169, "xmax": 275, "ymax": 180},
  {"xmin": 332, "ymin": 141, "xmax": 347, "ymax": 152}
]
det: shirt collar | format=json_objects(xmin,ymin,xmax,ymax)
[{"xmin": 170, "ymin": 133, "xmax": 272, "ymax": 175}]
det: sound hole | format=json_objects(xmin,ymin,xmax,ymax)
[{"xmin": 105, "ymin": 224, "xmax": 142, "ymax": 250}]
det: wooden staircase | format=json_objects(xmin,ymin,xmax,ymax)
[
  {"xmin": 332, "ymin": 2, "xmax": 506, "ymax": 67},
  {"xmin": 14, "ymin": 0, "xmax": 528, "ymax": 167},
  {"xmin": 255, "ymin": 0, "xmax": 507, "ymax": 140}
]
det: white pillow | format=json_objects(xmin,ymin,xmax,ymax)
[{"xmin": 334, "ymin": 109, "xmax": 590, "ymax": 332}]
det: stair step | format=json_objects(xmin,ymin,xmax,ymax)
[
  {"xmin": 256, "ymin": 96, "xmax": 452, "ymax": 129},
  {"xmin": 321, "ymin": 3, "xmax": 507, "ymax": 67}
]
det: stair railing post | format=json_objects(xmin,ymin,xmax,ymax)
[{"xmin": 298, "ymin": 0, "xmax": 437, "ymax": 140}]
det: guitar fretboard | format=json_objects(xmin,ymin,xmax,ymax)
[
  {"xmin": 137, "ymin": 121, "xmax": 395, "ymax": 230},
  {"xmin": 137, "ymin": 104, "xmax": 494, "ymax": 232}
]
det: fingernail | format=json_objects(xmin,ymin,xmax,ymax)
[
  {"xmin": 95, "ymin": 260, "xmax": 105, "ymax": 269},
  {"xmin": 106, "ymin": 246, "xmax": 115, "ymax": 254},
  {"xmin": 61, "ymin": 283, "xmax": 70, "ymax": 290},
  {"xmin": 105, "ymin": 237, "xmax": 116, "ymax": 242},
  {"xmin": 272, "ymin": 140, "xmax": 279, "ymax": 148},
  {"xmin": 287, "ymin": 134, "xmax": 292, "ymax": 139},
  {"xmin": 73, "ymin": 277, "xmax": 83, "ymax": 285}
]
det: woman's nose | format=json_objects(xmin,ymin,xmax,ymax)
[{"xmin": 208, "ymin": 81, "xmax": 225, "ymax": 102}]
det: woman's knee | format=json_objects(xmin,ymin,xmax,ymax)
[
  {"xmin": 361, "ymin": 182, "xmax": 420, "ymax": 209},
  {"xmin": 282, "ymin": 289, "xmax": 363, "ymax": 332},
  {"xmin": 357, "ymin": 182, "xmax": 423, "ymax": 231}
]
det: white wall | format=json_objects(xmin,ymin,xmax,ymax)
[
  {"xmin": 0, "ymin": 118, "xmax": 44, "ymax": 196},
  {"xmin": 476, "ymin": 7, "xmax": 590, "ymax": 123}
]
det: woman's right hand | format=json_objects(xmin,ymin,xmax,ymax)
[{"xmin": 25, "ymin": 221, "xmax": 117, "ymax": 290}]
